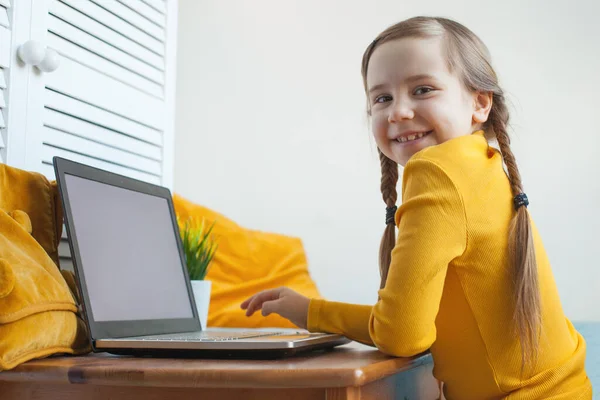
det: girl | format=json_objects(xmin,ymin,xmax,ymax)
[{"xmin": 241, "ymin": 16, "xmax": 591, "ymax": 399}]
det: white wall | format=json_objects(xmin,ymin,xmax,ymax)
[{"xmin": 174, "ymin": 0, "xmax": 600, "ymax": 321}]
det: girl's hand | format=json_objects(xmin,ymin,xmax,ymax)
[{"xmin": 240, "ymin": 287, "xmax": 310, "ymax": 329}]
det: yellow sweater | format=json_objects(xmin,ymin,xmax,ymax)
[{"xmin": 307, "ymin": 131, "xmax": 592, "ymax": 399}]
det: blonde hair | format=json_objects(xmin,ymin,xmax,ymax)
[{"xmin": 361, "ymin": 16, "xmax": 541, "ymax": 370}]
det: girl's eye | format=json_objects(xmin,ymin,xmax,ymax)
[
  {"xmin": 414, "ymin": 86, "xmax": 434, "ymax": 95},
  {"xmin": 374, "ymin": 95, "xmax": 392, "ymax": 104}
]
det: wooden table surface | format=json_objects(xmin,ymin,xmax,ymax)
[{"xmin": 0, "ymin": 342, "xmax": 440, "ymax": 400}]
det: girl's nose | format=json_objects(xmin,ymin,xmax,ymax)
[{"xmin": 388, "ymin": 100, "xmax": 414, "ymax": 123}]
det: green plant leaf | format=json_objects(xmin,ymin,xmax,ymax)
[{"xmin": 178, "ymin": 216, "xmax": 218, "ymax": 280}]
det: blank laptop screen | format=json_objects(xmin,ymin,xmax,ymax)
[{"xmin": 64, "ymin": 173, "xmax": 194, "ymax": 322}]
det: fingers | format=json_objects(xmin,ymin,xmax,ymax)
[
  {"xmin": 261, "ymin": 298, "xmax": 284, "ymax": 317},
  {"xmin": 240, "ymin": 296, "xmax": 253, "ymax": 309},
  {"xmin": 240, "ymin": 293, "xmax": 265, "ymax": 311},
  {"xmin": 240, "ymin": 288, "xmax": 283, "ymax": 316}
]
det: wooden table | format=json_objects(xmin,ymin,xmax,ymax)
[{"xmin": 0, "ymin": 342, "xmax": 440, "ymax": 400}]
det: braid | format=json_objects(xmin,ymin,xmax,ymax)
[
  {"xmin": 491, "ymin": 95, "xmax": 523, "ymax": 194},
  {"xmin": 378, "ymin": 150, "xmax": 398, "ymax": 289},
  {"xmin": 491, "ymin": 93, "xmax": 541, "ymax": 373}
]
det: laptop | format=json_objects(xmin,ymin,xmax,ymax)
[{"xmin": 53, "ymin": 156, "xmax": 350, "ymax": 358}]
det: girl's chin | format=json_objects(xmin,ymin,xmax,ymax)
[{"xmin": 391, "ymin": 138, "xmax": 436, "ymax": 164}]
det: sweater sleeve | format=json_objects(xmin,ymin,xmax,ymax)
[
  {"xmin": 307, "ymin": 299, "xmax": 374, "ymax": 345},
  {"xmin": 307, "ymin": 158, "xmax": 467, "ymax": 356}
]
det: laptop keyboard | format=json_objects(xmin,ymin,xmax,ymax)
[{"xmin": 132, "ymin": 330, "xmax": 286, "ymax": 342}]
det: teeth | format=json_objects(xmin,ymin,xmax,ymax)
[{"xmin": 397, "ymin": 131, "xmax": 429, "ymax": 143}]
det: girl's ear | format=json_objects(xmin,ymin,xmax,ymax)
[{"xmin": 472, "ymin": 91, "xmax": 493, "ymax": 124}]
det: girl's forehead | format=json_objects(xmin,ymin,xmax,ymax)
[{"xmin": 367, "ymin": 37, "xmax": 450, "ymax": 85}]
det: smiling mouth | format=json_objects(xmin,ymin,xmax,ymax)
[{"xmin": 396, "ymin": 130, "xmax": 433, "ymax": 144}]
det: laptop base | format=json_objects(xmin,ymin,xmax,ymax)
[{"xmin": 99, "ymin": 341, "xmax": 345, "ymax": 359}]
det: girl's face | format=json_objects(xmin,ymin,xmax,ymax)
[{"xmin": 367, "ymin": 37, "xmax": 491, "ymax": 166}]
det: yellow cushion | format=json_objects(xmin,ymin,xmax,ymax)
[
  {"xmin": 0, "ymin": 164, "xmax": 90, "ymax": 371},
  {"xmin": 173, "ymin": 194, "xmax": 321, "ymax": 328},
  {"xmin": 0, "ymin": 166, "xmax": 63, "ymax": 266}
]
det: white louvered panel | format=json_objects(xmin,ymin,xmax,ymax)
[
  {"xmin": 0, "ymin": 67, "xmax": 6, "ymax": 109},
  {"xmin": 58, "ymin": 238, "xmax": 70, "ymax": 257},
  {"xmin": 0, "ymin": 25, "xmax": 9, "ymax": 68},
  {"xmin": 140, "ymin": 0, "xmax": 166, "ymax": 15},
  {"xmin": 51, "ymin": 1, "xmax": 164, "ymax": 71},
  {"xmin": 0, "ymin": 6, "xmax": 9, "ymax": 29},
  {"xmin": 0, "ymin": 66, "xmax": 5, "ymax": 131},
  {"xmin": 47, "ymin": 31, "xmax": 163, "ymax": 98},
  {"xmin": 41, "ymin": 144, "xmax": 161, "ymax": 184},
  {"xmin": 39, "ymin": 162, "xmax": 55, "ymax": 178},
  {"xmin": 45, "ymin": 90, "xmax": 162, "ymax": 145},
  {"xmin": 45, "ymin": 56, "xmax": 164, "ymax": 130},
  {"xmin": 47, "ymin": 14, "xmax": 163, "ymax": 87},
  {"xmin": 0, "ymin": 0, "xmax": 6, "ymax": 159},
  {"xmin": 43, "ymin": 126, "xmax": 162, "ymax": 175},
  {"xmin": 60, "ymin": 0, "xmax": 164, "ymax": 58},
  {"xmin": 118, "ymin": 0, "xmax": 165, "ymax": 28},
  {"xmin": 89, "ymin": 0, "xmax": 164, "ymax": 41},
  {"xmin": 58, "ymin": 238, "xmax": 73, "ymax": 271},
  {"xmin": 0, "ymin": 77, "xmax": 4, "ymax": 142},
  {"xmin": 0, "ymin": 70, "xmax": 4, "ymax": 148},
  {"xmin": 44, "ymin": 108, "xmax": 162, "ymax": 161},
  {"xmin": 59, "ymin": 227, "xmax": 73, "ymax": 272},
  {"xmin": 22, "ymin": 0, "xmax": 175, "ymax": 191}
]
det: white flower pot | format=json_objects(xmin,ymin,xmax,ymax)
[{"xmin": 191, "ymin": 280, "xmax": 211, "ymax": 329}]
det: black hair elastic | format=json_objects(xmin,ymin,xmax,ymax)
[
  {"xmin": 514, "ymin": 193, "xmax": 529, "ymax": 210},
  {"xmin": 386, "ymin": 206, "xmax": 398, "ymax": 225}
]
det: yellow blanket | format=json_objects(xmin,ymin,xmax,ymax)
[{"xmin": 0, "ymin": 164, "xmax": 90, "ymax": 371}]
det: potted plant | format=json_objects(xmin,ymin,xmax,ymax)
[{"xmin": 178, "ymin": 216, "xmax": 218, "ymax": 329}]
